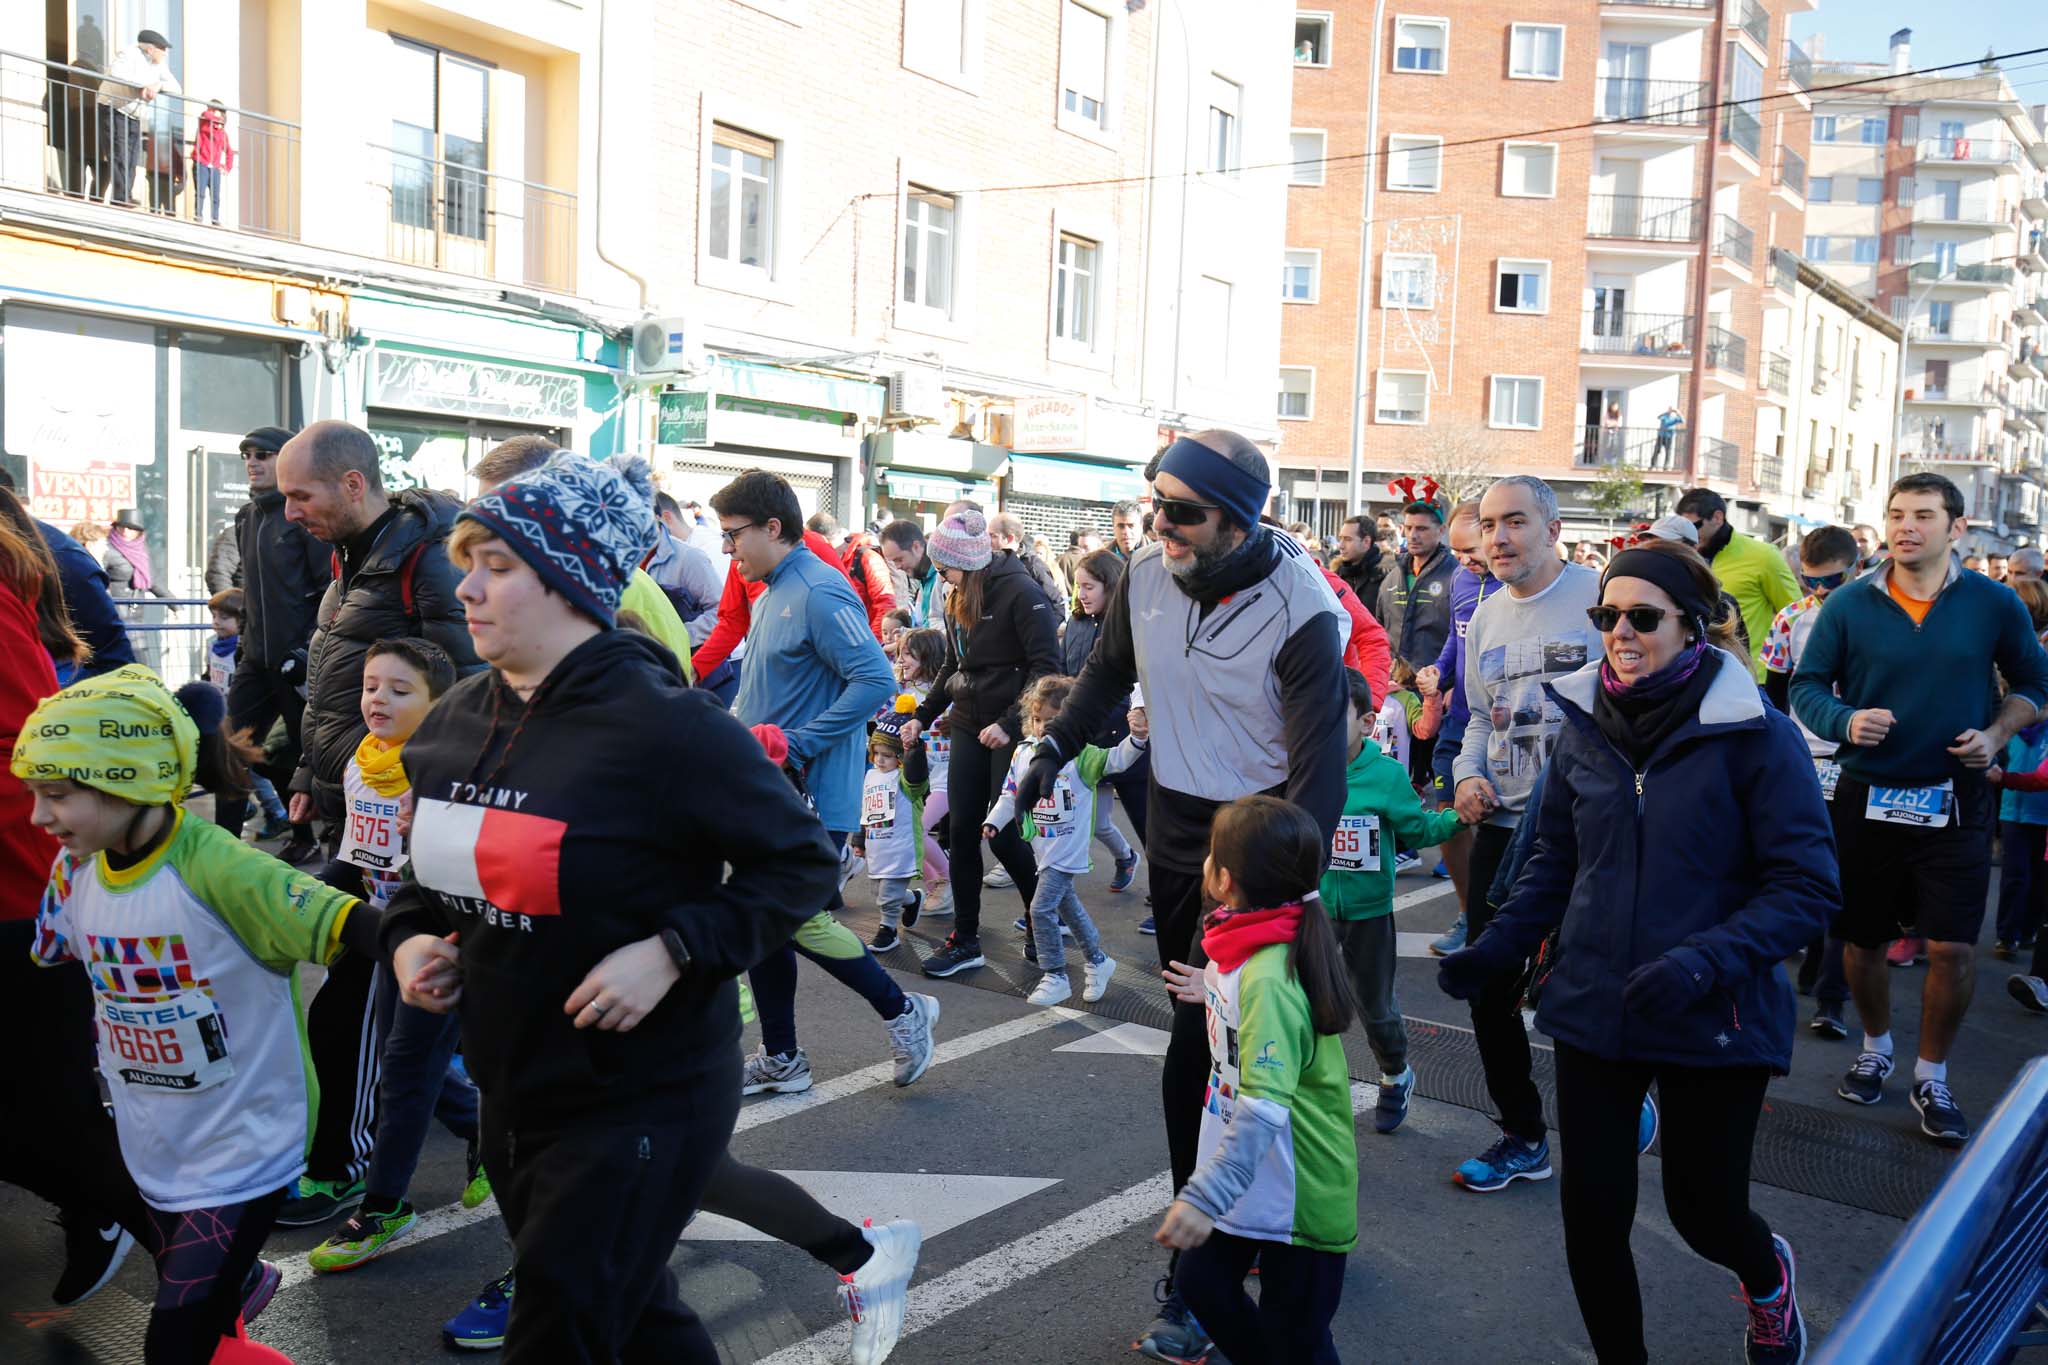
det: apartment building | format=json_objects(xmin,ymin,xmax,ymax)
[
  {"xmin": 1279, "ymin": 0, "xmax": 1816, "ymax": 537},
  {"xmin": 1805, "ymin": 32, "xmax": 2048, "ymax": 548},
  {"xmin": 1768, "ymin": 256, "xmax": 1901, "ymax": 532}
]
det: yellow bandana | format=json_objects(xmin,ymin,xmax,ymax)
[{"xmin": 352, "ymin": 734, "xmax": 410, "ymax": 797}]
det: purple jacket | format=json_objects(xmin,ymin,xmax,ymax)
[{"xmin": 1430, "ymin": 566, "xmax": 1498, "ymax": 743}]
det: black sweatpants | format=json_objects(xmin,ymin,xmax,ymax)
[
  {"xmin": 1151, "ymin": 861, "xmax": 1211, "ymax": 1193},
  {"xmin": 221, "ymin": 661, "xmax": 309, "ymax": 841},
  {"xmin": 942, "ymin": 730, "xmax": 1039, "ymax": 941},
  {"xmin": 306, "ymin": 862, "xmax": 380, "ymax": 1183},
  {"xmin": 700, "ymin": 1154, "xmax": 869, "ymax": 1275},
  {"xmin": 485, "ymin": 1070, "xmax": 741, "ymax": 1364},
  {"xmin": 1553, "ymin": 1043, "xmax": 1782, "ymax": 1364},
  {"xmin": 1176, "ymin": 1230, "xmax": 1346, "ymax": 1365},
  {"xmin": 1464, "ymin": 822, "xmax": 1546, "ymax": 1141}
]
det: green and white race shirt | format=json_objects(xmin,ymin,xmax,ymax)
[{"xmin": 32, "ymin": 811, "xmax": 357, "ymax": 1211}]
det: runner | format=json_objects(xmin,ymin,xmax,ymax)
[
  {"xmin": 1060, "ymin": 549, "xmax": 1146, "ymax": 902},
  {"xmin": 1790, "ymin": 472, "xmax": 2048, "ymax": 1145},
  {"xmin": 384, "ymin": 452, "xmax": 836, "ymax": 1362},
  {"xmin": 1415, "ymin": 500, "xmax": 1493, "ymax": 955},
  {"xmin": 1006, "ymin": 430, "xmax": 1347, "ymax": 1362},
  {"xmin": 1447, "ymin": 475, "xmax": 1599, "ymax": 1192},
  {"xmin": 1675, "ymin": 488, "xmax": 1797, "ymax": 681}
]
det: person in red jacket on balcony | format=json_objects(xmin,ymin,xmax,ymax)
[
  {"xmin": 806, "ymin": 512, "xmax": 897, "ymax": 641},
  {"xmin": 191, "ymin": 98, "xmax": 234, "ymax": 226},
  {"xmin": 690, "ymin": 525, "xmax": 856, "ymax": 699}
]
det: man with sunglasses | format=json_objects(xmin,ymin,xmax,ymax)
[
  {"xmin": 1017, "ymin": 429, "xmax": 1347, "ymax": 1363},
  {"xmin": 1675, "ymin": 488, "xmax": 1798, "ymax": 682}
]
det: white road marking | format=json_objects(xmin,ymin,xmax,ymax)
[
  {"xmin": 1392, "ymin": 883, "xmax": 1457, "ymax": 913},
  {"xmin": 1397, "ymin": 931, "xmax": 1444, "ymax": 959},
  {"xmin": 272, "ymin": 1006, "xmax": 1087, "ymax": 1293},
  {"xmin": 750, "ymin": 1083, "xmax": 1382, "ymax": 1364},
  {"xmin": 1053, "ymin": 1021, "xmax": 1171, "ymax": 1056},
  {"xmin": 685, "ymin": 1172, "xmax": 1059, "ymax": 1243}
]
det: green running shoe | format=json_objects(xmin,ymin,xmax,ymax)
[
  {"xmin": 461, "ymin": 1165, "xmax": 493, "ymax": 1211},
  {"xmin": 307, "ymin": 1202, "xmax": 417, "ymax": 1274},
  {"xmin": 274, "ymin": 1176, "xmax": 366, "ymax": 1227}
]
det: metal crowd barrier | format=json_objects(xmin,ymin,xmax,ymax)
[
  {"xmin": 112, "ymin": 597, "xmax": 219, "ymax": 686},
  {"xmin": 1814, "ymin": 1055, "xmax": 2048, "ymax": 1363}
]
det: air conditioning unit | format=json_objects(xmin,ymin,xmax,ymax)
[
  {"xmin": 629, "ymin": 317, "xmax": 699, "ymax": 383},
  {"xmin": 885, "ymin": 367, "xmax": 947, "ymax": 424}
]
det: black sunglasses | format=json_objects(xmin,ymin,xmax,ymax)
[
  {"xmin": 1587, "ymin": 604, "xmax": 1674, "ymax": 634},
  {"xmin": 1155, "ymin": 497, "xmax": 1222, "ymax": 527},
  {"xmin": 1800, "ymin": 570, "xmax": 1848, "ymax": 591}
]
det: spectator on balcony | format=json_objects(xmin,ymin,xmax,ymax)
[
  {"xmin": 1601, "ymin": 402, "xmax": 1625, "ymax": 464},
  {"xmin": 1675, "ymin": 489, "xmax": 1796, "ymax": 681},
  {"xmin": 1653, "ymin": 406, "xmax": 1685, "ymax": 469},
  {"xmin": 191, "ymin": 99, "xmax": 233, "ymax": 226},
  {"xmin": 105, "ymin": 29, "xmax": 176, "ymax": 209}
]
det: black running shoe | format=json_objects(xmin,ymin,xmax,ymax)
[
  {"xmin": 52, "ymin": 1216, "xmax": 132, "ymax": 1306},
  {"xmin": 921, "ymin": 935, "xmax": 986, "ymax": 978}
]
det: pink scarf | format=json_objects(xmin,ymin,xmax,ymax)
[{"xmin": 109, "ymin": 532, "xmax": 153, "ymax": 593}]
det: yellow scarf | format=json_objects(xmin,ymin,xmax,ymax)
[{"xmin": 353, "ymin": 734, "xmax": 410, "ymax": 797}]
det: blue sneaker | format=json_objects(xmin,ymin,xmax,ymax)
[
  {"xmin": 1638, "ymin": 1094, "xmax": 1659, "ymax": 1154},
  {"xmin": 1743, "ymin": 1234, "xmax": 1806, "ymax": 1364},
  {"xmin": 1429, "ymin": 912, "xmax": 1467, "ymax": 957},
  {"xmin": 1138, "ymin": 916, "xmax": 1157, "ymax": 936},
  {"xmin": 1134, "ymin": 1281, "xmax": 1212, "ymax": 1362},
  {"xmin": 1111, "ymin": 849, "xmax": 1141, "ymax": 893},
  {"xmin": 1431, "ymin": 859, "xmax": 1450, "ymax": 879},
  {"xmin": 1453, "ymin": 1132, "xmax": 1552, "ymax": 1192},
  {"xmin": 1374, "ymin": 1066, "xmax": 1415, "ymax": 1134},
  {"xmin": 443, "ymin": 1270, "xmax": 514, "ymax": 1351}
]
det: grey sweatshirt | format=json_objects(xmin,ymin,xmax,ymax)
[{"xmin": 1454, "ymin": 563, "xmax": 1600, "ymax": 827}]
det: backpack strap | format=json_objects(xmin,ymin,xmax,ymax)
[{"xmin": 398, "ymin": 540, "xmax": 429, "ymax": 632}]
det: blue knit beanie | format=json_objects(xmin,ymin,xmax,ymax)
[{"xmin": 458, "ymin": 452, "xmax": 657, "ymax": 626}]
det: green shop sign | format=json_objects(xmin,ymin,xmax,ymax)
[{"xmin": 658, "ymin": 390, "xmax": 714, "ymax": 446}]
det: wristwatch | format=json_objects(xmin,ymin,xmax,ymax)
[{"xmin": 658, "ymin": 927, "xmax": 693, "ymax": 975}]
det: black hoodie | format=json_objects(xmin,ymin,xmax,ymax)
[{"xmin": 380, "ymin": 630, "xmax": 834, "ymax": 1128}]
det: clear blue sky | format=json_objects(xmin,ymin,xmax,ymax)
[{"xmin": 1789, "ymin": 4, "xmax": 2048, "ymax": 100}]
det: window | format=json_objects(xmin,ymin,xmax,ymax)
[
  {"xmin": 1896, "ymin": 175, "xmax": 1914, "ymax": 205},
  {"xmin": 1808, "ymin": 176, "xmax": 1832, "ymax": 203},
  {"xmin": 1803, "ymin": 234, "xmax": 1830, "ymax": 260},
  {"xmin": 1926, "ymin": 300, "xmax": 1954, "ymax": 336},
  {"xmin": 1054, "ymin": 231, "xmax": 1099, "ymax": 345},
  {"xmin": 1856, "ymin": 177, "xmax": 1882, "ymax": 205},
  {"xmin": 1386, "ymin": 134, "xmax": 1442, "ymax": 190},
  {"xmin": 1932, "ymin": 238, "xmax": 1958, "ymax": 274},
  {"xmin": 1509, "ymin": 24, "xmax": 1563, "ymax": 80},
  {"xmin": 1375, "ymin": 370, "xmax": 1428, "ymax": 424},
  {"xmin": 1926, "ymin": 358, "xmax": 1950, "ymax": 396},
  {"xmin": 1501, "ymin": 142, "xmax": 1558, "ymax": 197},
  {"xmin": 388, "ymin": 37, "xmax": 490, "ymax": 242},
  {"xmin": 1060, "ymin": 2, "xmax": 1109, "ymax": 129},
  {"xmin": 1381, "ymin": 252, "xmax": 1435, "ymax": 309},
  {"xmin": 1189, "ymin": 276, "xmax": 1232, "ymax": 383},
  {"xmin": 1851, "ymin": 236, "xmax": 1879, "ymax": 264},
  {"xmin": 1490, "ymin": 376, "xmax": 1543, "ymax": 430},
  {"xmin": 1282, "ymin": 250, "xmax": 1320, "ymax": 303},
  {"xmin": 1206, "ymin": 76, "xmax": 1241, "ymax": 175},
  {"xmin": 709, "ymin": 124, "xmax": 776, "ymax": 272},
  {"xmin": 1394, "ymin": 16, "xmax": 1447, "ymax": 73},
  {"xmin": 1894, "ymin": 233, "xmax": 1917, "ymax": 264},
  {"xmin": 1294, "ymin": 12, "xmax": 1332, "ymax": 67},
  {"xmin": 1496, "ymin": 258, "xmax": 1549, "ymax": 313},
  {"xmin": 1278, "ymin": 367, "xmax": 1314, "ymax": 420},
  {"xmin": 1812, "ymin": 115, "xmax": 1837, "ymax": 142},
  {"xmin": 1859, "ymin": 116, "xmax": 1886, "ymax": 145},
  {"xmin": 1289, "ymin": 129, "xmax": 1327, "ymax": 186},
  {"xmin": 901, "ymin": 186, "xmax": 956, "ymax": 314},
  {"xmin": 903, "ymin": 0, "xmax": 974, "ymax": 85}
]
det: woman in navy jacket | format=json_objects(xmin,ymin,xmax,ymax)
[{"xmin": 1441, "ymin": 539, "xmax": 1835, "ymax": 1365}]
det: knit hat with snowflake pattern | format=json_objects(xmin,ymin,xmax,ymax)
[{"xmin": 457, "ymin": 451, "xmax": 657, "ymax": 626}]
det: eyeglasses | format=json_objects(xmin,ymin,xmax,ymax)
[
  {"xmin": 1800, "ymin": 570, "xmax": 1849, "ymax": 591},
  {"xmin": 718, "ymin": 522, "xmax": 762, "ymax": 548},
  {"xmin": 1154, "ymin": 497, "xmax": 1222, "ymax": 527},
  {"xmin": 1586, "ymin": 604, "xmax": 1674, "ymax": 634}
]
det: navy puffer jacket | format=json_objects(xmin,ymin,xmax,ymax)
[{"xmin": 1481, "ymin": 647, "xmax": 1836, "ymax": 1072}]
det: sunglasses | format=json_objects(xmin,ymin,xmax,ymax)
[
  {"xmin": 1800, "ymin": 571, "xmax": 1848, "ymax": 591},
  {"xmin": 1154, "ymin": 497, "xmax": 1222, "ymax": 527},
  {"xmin": 1586, "ymin": 604, "xmax": 1675, "ymax": 634}
]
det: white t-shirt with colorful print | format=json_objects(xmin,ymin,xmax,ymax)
[{"xmin": 1760, "ymin": 592, "xmax": 1836, "ymax": 757}]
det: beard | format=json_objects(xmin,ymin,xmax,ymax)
[{"xmin": 1163, "ymin": 533, "xmax": 1236, "ymax": 579}]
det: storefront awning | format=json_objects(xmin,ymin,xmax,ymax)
[
  {"xmin": 1005, "ymin": 454, "xmax": 1147, "ymax": 504},
  {"xmin": 881, "ymin": 469, "xmax": 989, "ymax": 503}
]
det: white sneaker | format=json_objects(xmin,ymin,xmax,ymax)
[
  {"xmin": 1027, "ymin": 972, "xmax": 1073, "ymax": 1007},
  {"xmin": 922, "ymin": 881, "xmax": 954, "ymax": 916},
  {"xmin": 1083, "ymin": 956, "xmax": 1116, "ymax": 1003},
  {"xmin": 840, "ymin": 1217, "xmax": 922, "ymax": 1365},
  {"xmin": 983, "ymin": 865, "xmax": 1015, "ymax": 889},
  {"xmin": 885, "ymin": 993, "xmax": 941, "ymax": 1087}
]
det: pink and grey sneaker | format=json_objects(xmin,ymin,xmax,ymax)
[
  {"xmin": 240, "ymin": 1258, "xmax": 282, "ymax": 1327},
  {"xmin": 1743, "ymin": 1234, "xmax": 1806, "ymax": 1365}
]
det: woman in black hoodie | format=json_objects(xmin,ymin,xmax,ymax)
[
  {"xmin": 385, "ymin": 453, "xmax": 834, "ymax": 1364},
  {"xmin": 900, "ymin": 506, "xmax": 1060, "ymax": 978}
]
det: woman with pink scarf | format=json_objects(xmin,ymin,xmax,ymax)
[{"xmin": 102, "ymin": 508, "xmax": 172, "ymax": 669}]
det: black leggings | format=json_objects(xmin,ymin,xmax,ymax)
[
  {"xmin": 942, "ymin": 729, "xmax": 1038, "ymax": 940},
  {"xmin": 1152, "ymin": 862, "xmax": 1211, "ymax": 1193},
  {"xmin": 700, "ymin": 1154, "xmax": 869, "ymax": 1275},
  {"xmin": 1465, "ymin": 823, "xmax": 1547, "ymax": 1140},
  {"xmin": 1175, "ymin": 1230, "xmax": 1345, "ymax": 1365},
  {"xmin": 1553, "ymin": 1042, "xmax": 1782, "ymax": 1364},
  {"xmin": 141, "ymin": 1186, "xmax": 286, "ymax": 1365}
]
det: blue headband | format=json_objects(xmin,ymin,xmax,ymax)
[{"xmin": 1156, "ymin": 437, "xmax": 1269, "ymax": 530}]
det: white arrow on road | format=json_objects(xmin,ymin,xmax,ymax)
[
  {"xmin": 684, "ymin": 1171, "xmax": 1059, "ymax": 1242},
  {"xmin": 1053, "ymin": 1021, "xmax": 1171, "ymax": 1056}
]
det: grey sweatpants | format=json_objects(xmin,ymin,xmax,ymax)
[
  {"xmin": 1335, "ymin": 915, "xmax": 1407, "ymax": 1077},
  {"xmin": 875, "ymin": 876, "xmax": 917, "ymax": 929}
]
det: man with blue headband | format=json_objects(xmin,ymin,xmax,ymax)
[{"xmin": 1013, "ymin": 428, "xmax": 1348, "ymax": 1362}]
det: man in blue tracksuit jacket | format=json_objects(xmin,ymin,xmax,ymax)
[{"xmin": 1791, "ymin": 471, "xmax": 2048, "ymax": 1146}]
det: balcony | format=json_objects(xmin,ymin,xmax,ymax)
[
  {"xmin": 1700, "ymin": 436, "xmax": 1740, "ymax": 481},
  {"xmin": 1754, "ymin": 451, "xmax": 1784, "ymax": 492},
  {"xmin": 1848, "ymin": 470, "xmax": 1867, "ymax": 500},
  {"xmin": 1803, "ymin": 466, "xmax": 1832, "ymax": 498},
  {"xmin": 1581, "ymin": 311, "xmax": 1695, "ymax": 360},
  {"xmin": 1600, "ymin": 0, "xmax": 1712, "ymax": 6},
  {"xmin": 1914, "ymin": 199, "xmax": 2014, "ymax": 230},
  {"xmin": 0, "ymin": 49, "xmax": 299, "ymax": 240},
  {"xmin": 1595, "ymin": 78, "xmax": 1710, "ymax": 127},
  {"xmin": 1712, "ymin": 214, "xmax": 1755, "ymax": 267},
  {"xmin": 1910, "ymin": 323, "xmax": 1999, "ymax": 347},
  {"xmin": 1916, "ymin": 139, "xmax": 2022, "ymax": 168},
  {"xmin": 1587, "ymin": 193, "xmax": 1703, "ymax": 243},
  {"xmin": 1577, "ymin": 425, "xmax": 1692, "ymax": 473},
  {"xmin": 1720, "ymin": 104, "xmax": 1762, "ymax": 161},
  {"xmin": 1782, "ymin": 38, "xmax": 1813, "ymax": 92},
  {"xmin": 1704, "ymin": 324, "xmax": 1748, "ymax": 377},
  {"xmin": 1774, "ymin": 146, "xmax": 1807, "ymax": 201},
  {"xmin": 1729, "ymin": 0, "xmax": 1770, "ymax": 49},
  {"xmin": 2014, "ymin": 405, "xmax": 2043, "ymax": 434},
  {"xmin": 1911, "ymin": 262, "xmax": 2017, "ymax": 288},
  {"xmin": 1768, "ymin": 246, "xmax": 1797, "ymax": 296},
  {"xmin": 1764, "ymin": 351, "xmax": 1791, "ymax": 395},
  {"xmin": 1906, "ymin": 385, "xmax": 2004, "ymax": 409},
  {"xmin": 371, "ymin": 144, "xmax": 576, "ymax": 294}
]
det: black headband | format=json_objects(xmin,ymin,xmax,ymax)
[{"xmin": 1601, "ymin": 549, "xmax": 1717, "ymax": 632}]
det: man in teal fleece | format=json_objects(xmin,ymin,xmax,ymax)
[{"xmin": 1792, "ymin": 471, "xmax": 2048, "ymax": 1146}]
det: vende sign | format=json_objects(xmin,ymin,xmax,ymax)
[
  {"xmin": 28, "ymin": 464, "xmax": 136, "ymax": 528},
  {"xmin": 1011, "ymin": 396, "xmax": 1089, "ymax": 453}
]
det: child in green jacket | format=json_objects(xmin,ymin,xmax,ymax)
[{"xmin": 1330, "ymin": 668, "xmax": 1465, "ymax": 1133}]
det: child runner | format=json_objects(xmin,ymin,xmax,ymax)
[
  {"xmin": 206, "ymin": 590, "xmax": 289, "ymax": 838},
  {"xmin": 1156, "ymin": 795, "xmax": 1358, "ymax": 1365},
  {"xmin": 1332, "ymin": 669, "xmax": 1465, "ymax": 1132},
  {"xmin": 854, "ymin": 700, "xmax": 932, "ymax": 953},
  {"xmin": 1371, "ymin": 659, "xmax": 1442, "ymax": 875},
  {"xmin": 306, "ymin": 638, "xmax": 491, "ymax": 1274},
  {"xmin": 879, "ymin": 607, "xmax": 914, "ymax": 661},
  {"xmin": 14, "ymin": 664, "xmax": 383, "ymax": 1365},
  {"xmin": 983, "ymin": 674, "xmax": 1143, "ymax": 1006},
  {"xmin": 1061, "ymin": 550, "xmax": 1145, "ymax": 895},
  {"xmin": 894, "ymin": 627, "xmax": 953, "ymax": 915}
]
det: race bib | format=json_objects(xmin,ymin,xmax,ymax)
[
  {"xmin": 1330, "ymin": 814, "xmax": 1382, "ymax": 873},
  {"xmin": 1033, "ymin": 779, "xmax": 1078, "ymax": 833},
  {"xmin": 339, "ymin": 791, "xmax": 406, "ymax": 874},
  {"xmin": 1813, "ymin": 759, "xmax": 1842, "ymax": 804},
  {"xmin": 1865, "ymin": 780, "xmax": 1953, "ymax": 828},
  {"xmin": 96, "ymin": 990, "xmax": 234, "ymax": 1093},
  {"xmin": 862, "ymin": 785, "xmax": 895, "ymax": 829}
]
